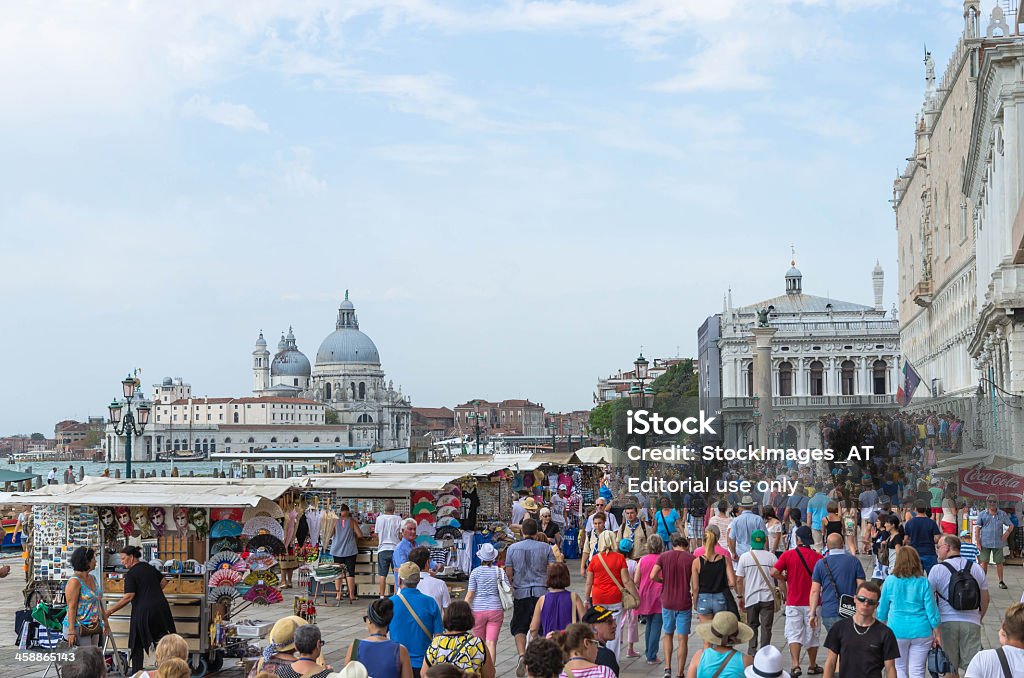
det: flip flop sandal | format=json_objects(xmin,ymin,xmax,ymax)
[
  {"xmin": 807, "ymin": 666, "xmax": 824, "ymax": 675},
  {"xmin": 791, "ymin": 668, "xmax": 802, "ymax": 678}
]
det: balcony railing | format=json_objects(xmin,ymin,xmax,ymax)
[{"xmin": 722, "ymin": 395, "xmax": 897, "ymax": 409}]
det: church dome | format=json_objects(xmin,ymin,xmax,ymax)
[
  {"xmin": 315, "ymin": 291, "xmax": 381, "ymax": 365},
  {"xmin": 271, "ymin": 327, "xmax": 312, "ymax": 377}
]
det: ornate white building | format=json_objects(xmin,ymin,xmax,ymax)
[
  {"xmin": 251, "ymin": 292, "xmax": 412, "ymax": 450},
  {"xmin": 699, "ymin": 262, "xmax": 901, "ymax": 449}
]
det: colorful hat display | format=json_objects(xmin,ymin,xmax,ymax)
[
  {"xmin": 411, "ymin": 491, "xmax": 436, "ymax": 504},
  {"xmin": 436, "ymin": 517, "xmax": 461, "ymax": 529},
  {"xmin": 437, "ymin": 506, "xmax": 460, "ymax": 518},
  {"xmin": 242, "ymin": 515, "xmax": 284, "ymax": 540},
  {"xmin": 242, "ymin": 497, "xmax": 284, "ymax": 522},
  {"xmin": 412, "ymin": 500, "xmax": 436, "ymax": 515},
  {"xmin": 211, "ymin": 508, "xmax": 243, "ymax": 522},
  {"xmin": 436, "ymin": 494, "xmax": 459, "ymax": 507},
  {"xmin": 414, "ymin": 512, "xmax": 436, "ymax": 524},
  {"xmin": 210, "ymin": 520, "xmax": 243, "ymax": 538}
]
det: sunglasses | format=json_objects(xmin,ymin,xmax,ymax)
[{"xmin": 855, "ymin": 595, "xmax": 879, "ymax": 606}]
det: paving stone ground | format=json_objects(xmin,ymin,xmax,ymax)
[{"xmin": 2, "ymin": 554, "xmax": 1022, "ymax": 676}]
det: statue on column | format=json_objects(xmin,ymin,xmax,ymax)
[{"xmin": 756, "ymin": 306, "xmax": 772, "ymax": 327}]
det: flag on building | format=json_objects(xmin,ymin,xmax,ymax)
[{"xmin": 896, "ymin": 358, "xmax": 923, "ymax": 406}]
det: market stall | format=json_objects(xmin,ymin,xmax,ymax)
[{"xmin": 0, "ymin": 476, "xmax": 309, "ymax": 677}]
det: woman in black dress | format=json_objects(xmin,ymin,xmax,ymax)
[{"xmin": 104, "ymin": 545, "xmax": 176, "ymax": 673}]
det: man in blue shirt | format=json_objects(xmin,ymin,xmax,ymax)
[
  {"xmin": 728, "ymin": 495, "xmax": 765, "ymax": 560},
  {"xmin": 905, "ymin": 501, "xmax": 942, "ymax": 573},
  {"xmin": 808, "ymin": 533, "xmax": 865, "ymax": 633},
  {"xmin": 806, "ymin": 484, "xmax": 830, "ymax": 551},
  {"xmin": 506, "ymin": 518, "xmax": 556, "ymax": 676},
  {"xmin": 391, "ymin": 518, "xmax": 418, "ymax": 588},
  {"xmin": 974, "ymin": 494, "xmax": 1014, "ymax": 589},
  {"xmin": 390, "ymin": 561, "xmax": 443, "ymax": 675}
]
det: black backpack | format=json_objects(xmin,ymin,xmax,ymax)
[
  {"xmin": 690, "ymin": 494, "xmax": 707, "ymax": 518},
  {"xmin": 938, "ymin": 560, "xmax": 981, "ymax": 611}
]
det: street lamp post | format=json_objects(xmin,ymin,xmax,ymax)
[
  {"xmin": 108, "ymin": 374, "xmax": 150, "ymax": 479},
  {"xmin": 549, "ymin": 422, "xmax": 557, "ymax": 453},
  {"xmin": 630, "ymin": 353, "xmax": 655, "ymax": 476},
  {"xmin": 467, "ymin": 402, "xmax": 485, "ymax": 456}
]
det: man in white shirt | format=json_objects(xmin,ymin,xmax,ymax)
[
  {"xmin": 584, "ymin": 498, "xmax": 619, "ymax": 533},
  {"xmin": 736, "ymin": 529, "xmax": 779, "ymax": 656},
  {"xmin": 374, "ymin": 499, "xmax": 403, "ymax": 598},
  {"xmin": 929, "ymin": 534, "xmax": 989, "ymax": 677},
  {"xmin": 964, "ymin": 602, "xmax": 1024, "ymax": 677},
  {"xmin": 550, "ymin": 485, "xmax": 569, "ymax": 529},
  {"xmin": 409, "ymin": 546, "xmax": 450, "ymax": 611},
  {"xmin": 47, "ymin": 467, "xmax": 57, "ymax": 485}
]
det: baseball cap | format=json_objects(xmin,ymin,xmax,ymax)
[
  {"xmin": 796, "ymin": 525, "xmax": 813, "ymax": 546},
  {"xmin": 958, "ymin": 530, "xmax": 970, "ymax": 538},
  {"xmin": 558, "ymin": 483, "xmax": 567, "ymax": 490},
  {"xmin": 751, "ymin": 530, "xmax": 766, "ymax": 550},
  {"xmin": 582, "ymin": 605, "xmax": 614, "ymax": 624},
  {"xmin": 397, "ymin": 561, "xmax": 421, "ymax": 584}
]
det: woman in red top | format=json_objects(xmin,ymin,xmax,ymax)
[{"xmin": 585, "ymin": 531, "xmax": 639, "ymax": 660}]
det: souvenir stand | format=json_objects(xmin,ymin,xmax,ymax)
[
  {"xmin": 0, "ymin": 476, "xmax": 305, "ymax": 677},
  {"xmin": 306, "ymin": 460, "xmax": 518, "ymax": 599}
]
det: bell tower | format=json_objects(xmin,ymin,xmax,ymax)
[{"xmin": 253, "ymin": 330, "xmax": 270, "ymax": 393}]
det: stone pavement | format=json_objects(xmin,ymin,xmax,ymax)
[{"xmin": 2, "ymin": 554, "xmax": 1022, "ymax": 677}]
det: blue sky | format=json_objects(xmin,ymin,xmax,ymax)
[{"xmin": 0, "ymin": 1, "xmax": 970, "ymax": 434}]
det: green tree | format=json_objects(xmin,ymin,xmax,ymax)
[
  {"xmin": 325, "ymin": 409, "xmax": 340, "ymax": 425},
  {"xmin": 30, "ymin": 432, "xmax": 45, "ymax": 441},
  {"xmin": 84, "ymin": 430, "xmax": 103, "ymax": 447}
]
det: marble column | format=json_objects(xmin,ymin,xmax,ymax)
[{"xmin": 750, "ymin": 327, "xmax": 777, "ymax": 449}]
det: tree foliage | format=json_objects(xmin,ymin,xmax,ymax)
[
  {"xmin": 325, "ymin": 409, "xmax": 340, "ymax": 425},
  {"xmin": 30, "ymin": 432, "xmax": 45, "ymax": 441}
]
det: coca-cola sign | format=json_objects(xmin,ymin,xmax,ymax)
[{"xmin": 959, "ymin": 467, "xmax": 1024, "ymax": 501}]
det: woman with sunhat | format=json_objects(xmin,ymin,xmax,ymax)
[
  {"xmin": 745, "ymin": 646, "xmax": 791, "ymax": 678},
  {"xmin": 250, "ymin": 614, "xmax": 308, "ymax": 674},
  {"xmin": 465, "ymin": 542, "xmax": 508, "ymax": 665},
  {"xmin": 686, "ymin": 611, "xmax": 753, "ymax": 678}
]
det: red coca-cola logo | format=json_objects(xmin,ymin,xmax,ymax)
[{"xmin": 962, "ymin": 468, "xmax": 1024, "ymax": 490}]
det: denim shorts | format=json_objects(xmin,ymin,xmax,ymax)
[
  {"xmin": 661, "ymin": 608, "xmax": 692, "ymax": 636},
  {"xmin": 377, "ymin": 549, "xmax": 394, "ymax": 576},
  {"xmin": 695, "ymin": 592, "xmax": 727, "ymax": 616}
]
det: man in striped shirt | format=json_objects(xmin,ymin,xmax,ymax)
[{"xmin": 959, "ymin": 530, "xmax": 980, "ymax": 564}]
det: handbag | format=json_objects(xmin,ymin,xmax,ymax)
[
  {"xmin": 78, "ymin": 616, "xmax": 103, "ymax": 637},
  {"xmin": 496, "ymin": 568, "xmax": 514, "ymax": 611},
  {"xmin": 750, "ymin": 551, "xmax": 783, "ymax": 610},
  {"xmin": 597, "ymin": 554, "xmax": 639, "ymax": 611},
  {"xmin": 821, "ymin": 559, "xmax": 856, "ymax": 619}
]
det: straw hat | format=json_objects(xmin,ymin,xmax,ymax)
[
  {"xmin": 521, "ymin": 497, "xmax": 539, "ymax": 511},
  {"xmin": 268, "ymin": 615, "xmax": 308, "ymax": 653},
  {"xmin": 328, "ymin": 662, "xmax": 369, "ymax": 678},
  {"xmin": 746, "ymin": 645, "xmax": 791, "ymax": 678},
  {"xmin": 694, "ymin": 611, "xmax": 753, "ymax": 646}
]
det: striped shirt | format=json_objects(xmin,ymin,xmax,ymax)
[
  {"xmin": 467, "ymin": 564, "xmax": 507, "ymax": 612},
  {"xmin": 960, "ymin": 542, "xmax": 980, "ymax": 564}
]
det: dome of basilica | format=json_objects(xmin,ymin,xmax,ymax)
[
  {"xmin": 271, "ymin": 327, "xmax": 312, "ymax": 377},
  {"xmin": 315, "ymin": 292, "xmax": 381, "ymax": 365}
]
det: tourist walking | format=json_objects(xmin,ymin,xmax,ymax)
[
  {"xmin": 708, "ymin": 501, "xmax": 732, "ymax": 552},
  {"xmin": 735, "ymin": 530, "xmax": 779, "ymax": 656},
  {"xmin": 104, "ymin": 545, "xmax": 175, "ymax": 675},
  {"xmin": 650, "ymin": 533, "xmax": 696, "ymax": 678},
  {"xmin": 763, "ymin": 507, "xmax": 785, "ymax": 557},
  {"xmin": 904, "ymin": 502, "xmax": 941, "ymax": 574},
  {"xmin": 63, "ymin": 547, "xmax": 103, "ymax": 647},
  {"xmin": 582, "ymin": 604, "xmax": 621, "ymax": 675},
  {"xmin": 584, "ymin": 530, "xmax": 638, "ymax": 660},
  {"xmin": 692, "ymin": 529, "xmax": 736, "ymax": 617},
  {"xmin": 390, "ymin": 563, "xmax": 443, "ymax": 678},
  {"xmin": 551, "ymin": 623, "xmax": 617, "ymax": 678},
  {"xmin": 507, "ymin": 518, "xmax": 557, "ymax": 676},
  {"xmin": 424, "ymin": 601, "xmax": 494, "ymax": 678},
  {"xmin": 877, "ymin": 547, "xmax": 941, "ymax": 678},
  {"xmin": 728, "ymin": 496, "xmax": 766, "ymax": 561},
  {"xmin": 807, "ymin": 485, "xmax": 830, "ymax": 551},
  {"xmin": 586, "ymin": 497, "xmax": 619, "ymax": 532},
  {"xmin": 616, "ymin": 504, "xmax": 650, "ymax": 560},
  {"xmin": 522, "ymin": 637, "xmax": 564, "ymax": 678},
  {"xmin": 973, "ymin": 495, "xmax": 1013, "ymax": 589},
  {"xmin": 808, "ymin": 533, "xmax": 865, "ymax": 634},
  {"xmin": 529, "ymin": 562, "xmax": 586, "ymax": 638},
  {"xmin": 772, "ymin": 526, "xmax": 822, "ymax": 676},
  {"xmin": 375, "ymin": 499, "xmax": 404, "ymax": 598},
  {"xmin": 408, "ymin": 546, "xmax": 451, "ymax": 612},
  {"xmin": 344, "ymin": 598, "xmax": 413, "ymax": 678},
  {"xmin": 634, "ymin": 533, "xmax": 664, "ymax": 665},
  {"xmin": 821, "ymin": 581, "xmax": 899, "ymax": 678},
  {"xmin": 686, "ymin": 611, "xmax": 753, "ymax": 678},
  {"xmin": 465, "ymin": 543, "xmax": 507, "ymax": 665},
  {"xmin": 539, "ymin": 508, "xmax": 562, "ymax": 546},
  {"xmin": 929, "ymin": 535, "xmax": 988, "ymax": 677},
  {"xmin": 392, "ymin": 519, "xmax": 419, "ymax": 588},
  {"xmin": 962, "ymin": 602, "xmax": 1024, "ymax": 677},
  {"xmin": 581, "ymin": 512, "xmax": 608, "ymax": 576}
]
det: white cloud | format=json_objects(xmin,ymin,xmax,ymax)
[
  {"xmin": 281, "ymin": 147, "xmax": 326, "ymax": 196},
  {"xmin": 649, "ymin": 38, "xmax": 770, "ymax": 93},
  {"xmin": 181, "ymin": 95, "xmax": 269, "ymax": 132}
]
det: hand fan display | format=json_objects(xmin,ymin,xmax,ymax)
[
  {"xmin": 208, "ymin": 586, "xmax": 241, "ymax": 605},
  {"xmin": 243, "ymin": 584, "xmax": 284, "ymax": 605},
  {"xmin": 206, "ymin": 551, "xmax": 247, "ymax": 572},
  {"xmin": 208, "ymin": 569, "xmax": 244, "ymax": 588},
  {"xmin": 242, "ymin": 515, "xmax": 284, "ymax": 540},
  {"xmin": 246, "ymin": 534, "xmax": 286, "ymax": 555},
  {"xmin": 242, "ymin": 498, "xmax": 284, "ymax": 522},
  {"xmin": 243, "ymin": 569, "xmax": 280, "ymax": 587}
]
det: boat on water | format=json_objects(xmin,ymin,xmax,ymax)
[{"xmin": 155, "ymin": 450, "xmax": 209, "ymax": 462}]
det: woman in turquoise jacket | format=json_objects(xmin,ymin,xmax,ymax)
[{"xmin": 877, "ymin": 546, "xmax": 941, "ymax": 678}]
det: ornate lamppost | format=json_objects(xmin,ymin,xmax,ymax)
[
  {"xmin": 467, "ymin": 401, "xmax": 486, "ymax": 456},
  {"xmin": 108, "ymin": 374, "xmax": 150, "ymax": 478},
  {"xmin": 629, "ymin": 353, "xmax": 655, "ymax": 476}
]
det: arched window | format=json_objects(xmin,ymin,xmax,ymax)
[
  {"xmin": 248, "ymin": 437, "xmax": 255, "ymax": 443},
  {"xmin": 270, "ymin": 437, "xmax": 278, "ymax": 443},
  {"xmin": 359, "ymin": 382, "xmax": 366, "ymax": 400},
  {"xmin": 202, "ymin": 439, "xmax": 209, "ymax": 453},
  {"xmin": 745, "ymin": 363, "xmax": 754, "ymax": 397},
  {"xmin": 292, "ymin": 436, "xmax": 299, "ymax": 443},
  {"xmin": 334, "ymin": 437, "xmax": 341, "ymax": 442},
  {"xmin": 224, "ymin": 437, "xmax": 232, "ymax": 444},
  {"xmin": 194, "ymin": 439, "xmax": 201, "ymax": 452},
  {"xmin": 778, "ymin": 361, "xmax": 793, "ymax": 397},
  {"xmin": 358, "ymin": 414, "xmax": 374, "ymax": 423},
  {"xmin": 233, "ymin": 412, "xmax": 239, "ymax": 423},
  {"xmin": 810, "ymin": 361, "xmax": 824, "ymax": 396},
  {"xmin": 293, "ymin": 378, "xmax": 299, "ymax": 386},
  {"xmin": 325, "ymin": 382, "xmax": 332, "ymax": 400},
  {"xmin": 210, "ymin": 441, "xmax": 216, "ymax": 453},
  {"xmin": 873, "ymin": 360, "xmax": 888, "ymax": 395},
  {"xmin": 313, "ymin": 437, "xmax": 320, "ymax": 443},
  {"xmin": 350, "ymin": 382, "xmax": 356, "ymax": 399},
  {"xmin": 841, "ymin": 360, "xmax": 855, "ymax": 395}
]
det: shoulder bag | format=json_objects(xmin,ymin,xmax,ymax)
[
  {"xmin": 712, "ymin": 649, "xmax": 738, "ymax": 678},
  {"xmin": 397, "ymin": 590, "xmax": 435, "ymax": 643},
  {"xmin": 996, "ymin": 647, "xmax": 1013, "ymax": 678},
  {"xmin": 495, "ymin": 567, "xmax": 514, "ymax": 611},
  {"xmin": 749, "ymin": 552, "xmax": 783, "ymax": 610},
  {"xmin": 821, "ymin": 558, "xmax": 856, "ymax": 619},
  {"xmin": 597, "ymin": 554, "xmax": 639, "ymax": 610}
]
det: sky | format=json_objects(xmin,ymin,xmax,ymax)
[{"xmin": 0, "ymin": 0, "xmax": 975, "ymax": 434}]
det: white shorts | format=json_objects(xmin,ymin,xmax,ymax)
[{"xmin": 784, "ymin": 605, "xmax": 820, "ymax": 648}]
